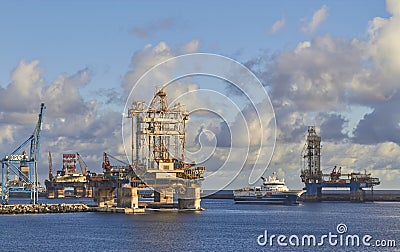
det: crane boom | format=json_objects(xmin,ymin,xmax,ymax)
[
  {"xmin": 77, "ymin": 153, "xmax": 88, "ymax": 176},
  {"xmin": 48, "ymin": 152, "xmax": 53, "ymax": 180}
]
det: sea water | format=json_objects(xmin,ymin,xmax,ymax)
[{"xmin": 0, "ymin": 198, "xmax": 399, "ymax": 251}]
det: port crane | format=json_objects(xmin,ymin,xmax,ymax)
[
  {"xmin": 1, "ymin": 103, "xmax": 46, "ymax": 204},
  {"xmin": 77, "ymin": 152, "xmax": 89, "ymax": 176}
]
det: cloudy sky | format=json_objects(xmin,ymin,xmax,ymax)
[{"xmin": 1, "ymin": 1, "xmax": 399, "ymax": 190}]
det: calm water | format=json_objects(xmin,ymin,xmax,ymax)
[{"xmin": 1, "ymin": 198, "xmax": 399, "ymax": 251}]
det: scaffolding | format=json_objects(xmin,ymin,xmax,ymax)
[{"xmin": 128, "ymin": 87, "xmax": 204, "ymax": 181}]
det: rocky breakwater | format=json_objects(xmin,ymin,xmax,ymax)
[{"xmin": 0, "ymin": 203, "xmax": 90, "ymax": 214}]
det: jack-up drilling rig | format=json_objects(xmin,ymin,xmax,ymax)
[
  {"xmin": 45, "ymin": 153, "xmax": 92, "ymax": 198},
  {"xmin": 89, "ymin": 87, "xmax": 205, "ymax": 210},
  {"xmin": 300, "ymin": 126, "xmax": 380, "ymax": 201}
]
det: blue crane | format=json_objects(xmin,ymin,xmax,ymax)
[{"xmin": 1, "ymin": 103, "xmax": 46, "ymax": 204}]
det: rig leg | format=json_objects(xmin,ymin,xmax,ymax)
[
  {"xmin": 117, "ymin": 187, "xmax": 138, "ymax": 209},
  {"xmin": 93, "ymin": 187, "xmax": 114, "ymax": 207},
  {"xmin": 350, "ymin": 189, "xmax": 365, "ymax": 202},
  {"xmin": 303, "ymin": 184, "xmax": 322, "ymax": 202},
  {"xmin": 47, "ymin": 188, "xmax": 55, "ymax": 198},
  {"xmin": 56, "ymin": 187, "xmax": 65, "ymax": 198},
  {"xmin": 178, "ymin": 186, "xmax": 201, "ymax": 210},
  {"xmin": 154, "ymin": 188, "xmax": 174, "ymax": 204}
]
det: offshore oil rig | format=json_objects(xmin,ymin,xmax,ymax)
[
  {"xmin": 45, "ymin": 153, "xmax": 92, "ymax": 198},
  {"xmin": 89, "ymin": 87, "xmax": 205, "ymax": 210},
  {"xmin": 300, "ymin": 126, "xmax": 380, "ymax": 202}
]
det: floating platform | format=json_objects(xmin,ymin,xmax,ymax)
[{"xmin": 303, "ymin": 190, "xmax": 400, "ymax": 202}]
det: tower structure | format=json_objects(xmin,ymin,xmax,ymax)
[{"xmin": 128, "ymin": 87, "xmax": 204, "ymax": 209}]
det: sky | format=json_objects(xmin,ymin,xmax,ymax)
[{"xmin": 1, "ymin": 0, "xmax": 400, "ymax": 190}]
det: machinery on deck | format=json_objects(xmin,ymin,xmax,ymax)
[
  {"xmin": 1, "ymin": 103, "xmax": 46, "ymax": 204},
  {"xmin": 89, "ymin": 87, "xmax": 205, "ymax": 210},
  {"xmin": 300, "ymin": 126, "xmax": 380, "ymax": 201},
  {"xmin": 128, "ymin": 87, "xmax": 205, "ymax": 208},
  {"xmin": 45, "ymin": 153, "xmax": 92, "ymax": 198}
]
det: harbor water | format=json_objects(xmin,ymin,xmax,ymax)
[{"xmin": 1, "ymin": 198, "xmax": 399, "ymax": 251}]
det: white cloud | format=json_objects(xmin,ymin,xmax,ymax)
[
  {"xmin": 367, "ymin": 0, "xmax": 400, "ymax": 79},
  {"xmin": 270, "ymin": 18, "xmax": 286, "ymax": 33},
  {"xmin": 386, "ymin": 0, "xmax": 400, "ymax": 16},
  {"xmin": 301, "ymin": 5, "xmax": 328, "ymax": 33},
  {"xmin": 294, "ymin": 41, "xmax": 311, "ymax": 53},
  {"xmin": 242, "ymin": 0, "xmax": 400, "ymax": 189},
  {"xmin": 0, "ymin": 125, "xmax": 15, "ymax": 146},
  {"xmin": 123, "ymin": 40, "xmax": 201, "ymax": 97},
  {"xmin": 0, "ymin": 59, "xmax": 127, "ymax": 181},
  {"xmin": 180, "ymin": 39, "xmax": 201, "ymax": 54}
]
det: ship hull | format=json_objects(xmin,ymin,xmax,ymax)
[{"xmin": 234, "ymin": 191, "xmax": 305, "ymax": 205}]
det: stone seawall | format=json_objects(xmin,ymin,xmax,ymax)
[{"xmin": 0, "ymin": 204, "xmax": 90, "ymax": 214}]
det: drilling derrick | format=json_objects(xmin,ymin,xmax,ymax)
[
  {"xmin": 130, "ymin": 87, "xmax": 188, "ymax": 170},
  {"xmin": 128, "ymin": 87, "xmax": 205, "ymax": 210},
  {"xmin": 301, "ymin": 126, "xmax": 323, "ymax": 183}
]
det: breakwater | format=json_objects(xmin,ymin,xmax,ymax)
[{"xmin": 0, "ymin": 203, "xmax": 90, "ymax": 214}]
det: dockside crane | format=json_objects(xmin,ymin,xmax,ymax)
[
  {"xmin": 1, "ymin": 103, "xmax": 46, "ymax": 204},
  {"xmin": 77, "ymin": 152, "xmax": 89, "ymax": 176}
]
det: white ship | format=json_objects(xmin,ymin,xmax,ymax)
[{"xmin": 234, "ymin": 172, "xmax": 305, "ymax": 205}]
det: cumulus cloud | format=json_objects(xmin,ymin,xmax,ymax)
[
  {"xmin": 352, "ymin": 93, "xmax": 400, "ymax": 145},
  {"xmin": 317, "ymin": 113, "xmax": 348, "ymax": 141},
  {"xmin": 268, "ymin": 35, "xmax": 362, "ymax": 112},
  {"xmin": 351, "ymin": 0, "xmax": 400, "ymax": 144},
  {"xmin": 0, "ymin": 59, "xmax": 126, "ymax": 182},
  {"xmin": 249, "ymin": 0, "xmax": 400, "ymax": 144},
  {"xmin": 122, "ymin": 40, "xmax": 201, "ymax": 97},
  {"xmin": 367, "ymin": 0, "xmax": 400, "ymax": 80},
  {"xmin": 241, "ymin": 0, "xmax": 400, "ymax": 189},
  {"xmin": 301, "ymin": 5, "xmax": 328, "ymax": 33},
  {"xmin": 0, "ymin": 60, "xmax": 44, "ymax": 113},
  {"xmin": 270, "ymin": 17, "xmax": 286, "ymax": 33}
]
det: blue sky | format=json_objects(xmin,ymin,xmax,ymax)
[
  {"xmin": 1, "ymin": 1, "xmax": 400, "ymax": 189},
  {"xmin": 0, "ymin": 0, "xmax": 389, "ymax": 94}
]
